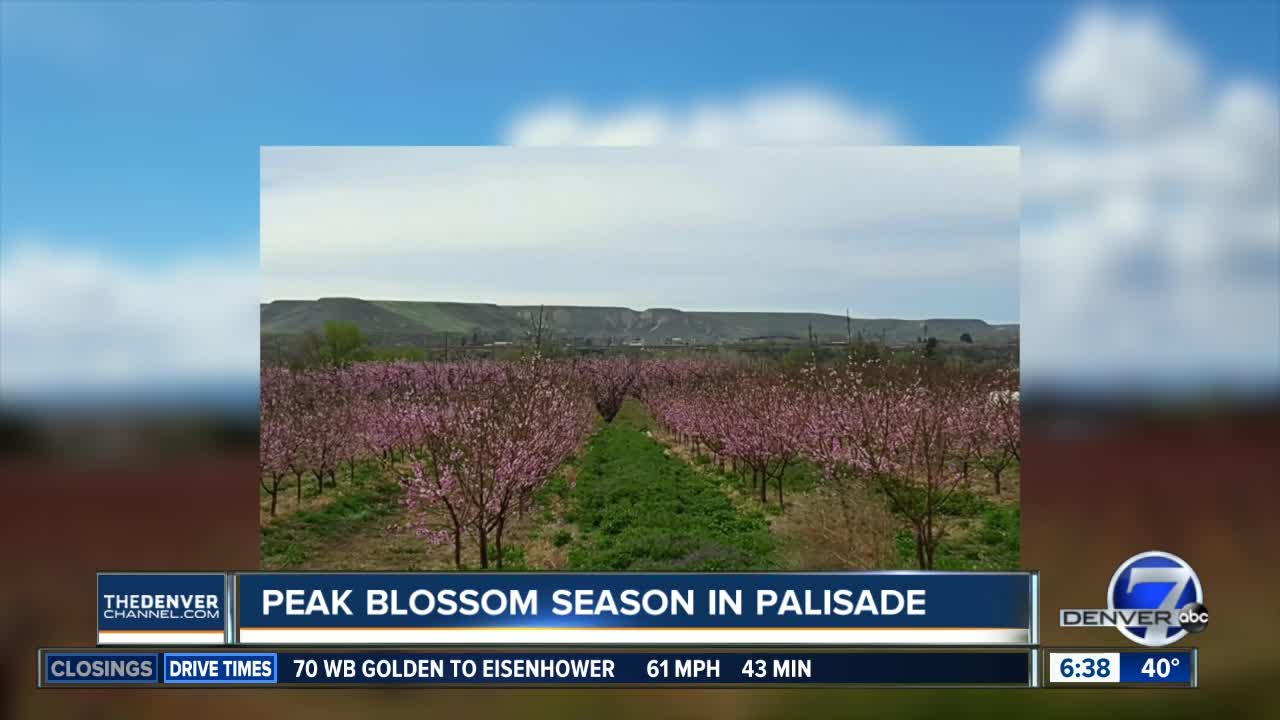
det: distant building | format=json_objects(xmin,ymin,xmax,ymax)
[{"xmin": 740, "ymin": 335, "xmax": 805, "ymax": 344}]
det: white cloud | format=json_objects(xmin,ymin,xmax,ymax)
[
  {"xmin": 261, "ymin": 146, "xmax": 1019, "ymax": 321},
  {"xmin": 505, "ymin": 87, "xmax": 902, "ymax": 147},
  {"xmin": 1020, "ymin": 8, "xmax": 1280, "ymax": 387},
  {"xmin": 1033, "ymin": 8, "xmax": 1204, "ymax": 134},
  {"xmin": 0, "ymin": 240, "xmax": 260, "ymax": 399},
  {"xmin": 12, "ymin": 6, "xmax": 1273, "ymax": 403}
]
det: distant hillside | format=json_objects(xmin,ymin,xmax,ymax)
[{"xmin": 260, "ymin": 298, "xmax": 1019, "ymax": 346}]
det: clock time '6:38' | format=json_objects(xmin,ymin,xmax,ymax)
[{"xmin": 1048, "ymin": 653, "xmax": 1119, "ymax": 683}]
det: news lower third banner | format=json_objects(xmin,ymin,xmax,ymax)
[
  {"xmin": 40, "ymin": 649, "xmax": 1039, "ymax": 687},
  {"xmin": 98, "ymin": 572, "xmax": 1037, "ymax": 646}
]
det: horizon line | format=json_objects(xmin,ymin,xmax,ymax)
[{"xmin": 260, "ymin": 297, "xmax": 1019, "ymax": 325}]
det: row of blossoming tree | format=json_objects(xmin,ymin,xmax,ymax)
[
  {"xmin": 262, "ymin": 354, "xmax": 1017, "ymax": 570},
  {"xmin": 261, "ymin": 359, "xmax": 597, "ymax": 568},
  {"xmin": 641, "ymin": 359, "xmax": 1019, "ymax": 569}
]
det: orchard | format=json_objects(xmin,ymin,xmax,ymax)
[{"xmin": 261, "ymin": 354, "xmax": 1019, "ymax": 571}]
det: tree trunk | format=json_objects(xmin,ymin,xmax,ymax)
[
  {"xmin": 495, "ymin": 517, "xmax": 506, "ymax": 569},
  {"xmin": 921, "ymin": 511, "xmax": 937, "ymax": 570},
  {"xmin": 775, "ymin": 462, "xmax": 789, "ymax": 510},
  {"xmin": 836, "ymin": 477, "xmax": 854, "ymax": 550},
  {"xmin": 453, "ymin": 527, "xmax": 463, "ymax": 570},
  {"xmin": 478, "ymin": 527, "xmax": 489, "ymax": 569}
]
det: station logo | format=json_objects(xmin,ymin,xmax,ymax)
[
  {"xmin": 1059, "ymin": 551, "xmax": 1207, "ymax": 647},
  {"xmin": 97, "ymin": 573, "xmax": 228, "ymax": 645}
]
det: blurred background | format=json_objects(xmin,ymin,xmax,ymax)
[{"xmin": 2, "ymin": 1, "xmax": 1276, "ymax": 718}]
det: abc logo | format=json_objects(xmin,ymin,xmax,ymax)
[
  {"xmin": 1178, "ymin": 602, "xmax": 1209, "ymax": 633},
  {"xmin": 1109, "ymin": 551, "xmax": 1204, "ymax": 647}
]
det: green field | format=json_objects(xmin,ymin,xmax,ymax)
[{"xmin": 560, "ymin": 401, "xmax": 778, "ymax": 571}]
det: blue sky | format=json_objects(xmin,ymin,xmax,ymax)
[
  {"xmin": 2, "ymin": 1, "xmax": 1275, "ymax": 265},
  {"xmin": 1, "ymin": 1, "xmax": 1277, "ymax": 397}
]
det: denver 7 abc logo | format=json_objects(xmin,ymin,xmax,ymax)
[{"xmin": 1060, "ymin": 551, "xmax": 1208, "ymax": 647}]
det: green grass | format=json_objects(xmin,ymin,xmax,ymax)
[
  {"xmin": 260, "ymin": 462, "xmax": 402, "ymax": 569},
  {"xmin": 564, "ymin": 402, "xmax": 778, "ymax": 571},
  {"xmin": 710, "ymin": 457, "xmax": 822, "ymax": 512},
  {"xmin": 612, "ymin": 398, "xmax": 653, "ymax": 430}
]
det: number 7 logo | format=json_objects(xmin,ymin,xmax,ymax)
[{"xmin": 1109, "ymin": 551, "xmax": 1203, "ymax": 647}]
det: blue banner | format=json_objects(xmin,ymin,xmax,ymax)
[
  {"xmin": 164, "ymin": 653, "xmax": 278, "ymax": 684},
  {"xmin": 236, "ymin": 572, "xmax": 1034, "ymax": 645},
  {"xmin": 274, "ymin": 650, "xmax": 1030, "ymax": 686},
  {"xmin": 1118, "ymin": 651, "xmax": 1195, "ymax": 685},
  {"xmin": 43, "ymin": 652, "xmax": 159, "ymax": 685},
  {"xmin": 97, "ymin": 573, "xmax": 227, "ymax": 643}
]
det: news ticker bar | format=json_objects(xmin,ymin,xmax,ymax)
[
  {"xmin": 97, "ymin": 571, "xmax": 1038, "ymax": 646},
  {"xmin": 41, "ymin": 648, "xmax": 1036, "ymax": 688},
  {"xmin": 37, "ymin": 648, "xmax": 1200, "ymax": 688}
]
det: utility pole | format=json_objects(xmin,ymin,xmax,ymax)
[{"xmin": 532, "ymin": 304, "xmax": 546, "ymax": 354}]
